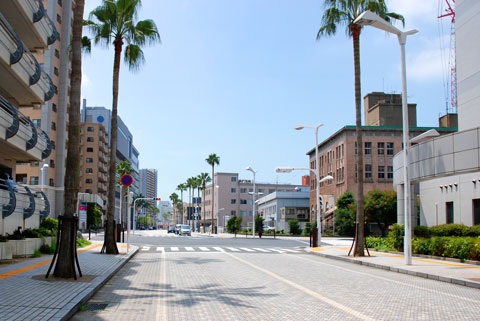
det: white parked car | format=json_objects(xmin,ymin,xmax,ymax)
[{"xmin": 179, "ymin": 225, "xmax": 192, "ymax": 236}]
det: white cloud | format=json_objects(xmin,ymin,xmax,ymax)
[{"xmin": 407, "ymin": 47, "xmax": 448, "ymax": 81}]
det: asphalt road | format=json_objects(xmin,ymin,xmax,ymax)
[{"xmin": 73, "ymin": 231, "xmax": 480, "ymax": 320}]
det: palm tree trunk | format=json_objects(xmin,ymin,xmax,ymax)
[
  {"xmin": 351, "ymin": 24, "xmax": 365, "ymax": 257},
  {"xmin": 54, "ymin": 0, "xmax": 85, "ymax": 278},
  {"xmin": 104, "ymin": 36, "xmax": 123, "ymax": 255},
  {"xmin": 202, "ymin": 182, "xmax": 206, "ymax": 233},
  {"xmin": 211, "ymin": 165, "xmax": 215, "ymax": 233}
]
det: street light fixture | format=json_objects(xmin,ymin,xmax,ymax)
[
  {"xmin": 354, "ymin": 10, "xmax": 418, "ymax": 265},
  {"xmin": 293, "ymin": 122, "xmax": 324, "ymax": 243},
  {"xmin": 275, "ymin": 166, "xmax": 332, "ymax": 244},
  {"xmin": 245, "ymin": 166, "xmax": 257, "ymax": 237}
]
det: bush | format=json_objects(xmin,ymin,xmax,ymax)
[
  {"xmin": 366, "ymin": 236, "xmax": 396, "ymax": 251},
  {"xmin": 429, "ymin": 224, "xmax": 468, "ymax": 237},
  {"xmin": 23, "ymin": 228, "xmax": 42, "ymax": 238},
  {"xmin": 40, "ymin": 218, "xmax": 58, "ymax": 232},
  {"xmin": 39, "ymin": 244, "xmax": 54, "ymax": 254},
  {"xmin": 412, "ymin": 237, "xmax": 431, "ymax": 255},
  {"xmin": 386, "ymin": 224, "xmax": 404, "ymax": 251},
  {"xmin": 7, "ymin": 228, "xmax": 24, "ymax": 240},
  {"xmin": 0, "ymin": 235, "xmax": 7, "ymax": 242},
  {"xmin": 288, "ymin": 219, "xmax": 302, "ymax": 235},
  {"xmin": 466, "ymin": 225, "xmax": 480, "ymax": 237},
  {"xmin": 32, "ymin": 250, "xmax": 42, "ymax": 258},
  {"xmin": 76, "ymin": 238, "xmax": 91, "ymax": 248},
  {"xmin": 304, "ymin": 222, "xmax": 312, "ymax": 236},
  {"xmin": 414, "ymin": 225, "xmax": 430, "ymax": 238}
]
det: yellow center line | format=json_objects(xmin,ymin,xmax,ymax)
[{"xmin": 0, "ymin": 243, "xmax": 102, "ymax": 280}]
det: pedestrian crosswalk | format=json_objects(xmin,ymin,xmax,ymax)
[{"xmin": 139, "ymin": 246, "xmax": 302, "ymax": 254}]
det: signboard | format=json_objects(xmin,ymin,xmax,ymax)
[
  {"xmin": 120, "ymin": 174, "xmax": 133, "ymax": 187},
  {"xmin": 79, "ymin": 202, "xmax": 87, "ymax": 229}
]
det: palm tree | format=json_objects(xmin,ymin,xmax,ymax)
[
  {"xmin": 206, "ymin": 154, "xmax": 220, "ymax": 233},
  {"xmin": 186, "ymin": 177, "xmax": 195, "ymax": 227},
  {"xmin": 53, "ymin": 0, "xmax": 85, "ymax": 278},
  {"xmin": 169, "ymin": 192, "xmax": 179, "ymax": 225},
  {"xmin": 176, "ymin": 183, "xmax": 187, "ymax": 224},
  {"xmin": 194, "ymin": 176, "xmax": 202, "ymax": 232},
  {"xmin": 317, "ymin": 0, "xmax": 403, "ymax": 256},
  {"xmin": 198, "ymin": 172, "xmax": 211, "ymax": 233},
  {"xmin": 85, "ymin": 0, "xmax": 160, "ymax": 254}
]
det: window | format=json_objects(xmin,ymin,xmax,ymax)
[
  {"xmin": 86, "ymin": 158, "xmax": 93, "ymax": 163},
  {"xmin": 240, "ymin": 199, "xmax": 247, "ymax": 204},
  {"xmin": 52, "ymin": 103, "xmax": 57, "ymax": 112},
  {"xmin": 240, "ymin": 211, "xmax": 247, "ymax": 217},
  {"xmin": 56, "ymin": 14, "xmax": 61, "ymax": 24},
  {"xmin": 54, "ymin": 85, "xmax": 58, "ymax": 94},
  {"xmin": 473, "ymin": 199, "xmax": 480, "ymax": 225},
  {"xmin": 249, "ymin": 188, "xmax": 253, "ymax": 193},
  {"xmin": 378, "ymin": 166, "xmax": 385, "ymax": 179},
  {"xmin": 87, "ymin": 137, "xmax": 94, "ymax": 142},
  {"xmin": 231, "ymin": 176, "xmax": 237, "ymax": 182},
  {"xmin": 355, "ymin": 142, "xmax": 357, "ymax": 155},
  {"xmin": 249, "ymin": 200, "xmax": 254, "ymax": 205},
  {"xmin": 55, "ymin": 49, "xmax": 59, "ymax": 58},
  {"xmin": 86, "ymin": 168, "xmax": 93, "ymax": 174},
  {"xmin": 240, "ymin": 188, "xmax": 247, "ymax": 193},
  {"xmin": 51, "ymin": 122, "xmax": 56, "ymax": 131},
  {"xmin": 365, "ymin": 164, "xmax": 372, "ymax": 179},
  {"xmin": 446, "ymin": 202, "xmax": 454, "ymax": 224},
  {"xmin": 87, "ymin": 127, "xmax": 94, "ymax": 132},
  {"xmin": 259, "ymin": 189, "xmax": 265, "ymax": 194},
  {"xmin": 86, "ymin": 147, "xmax": 94, "ymax": 152},
  {"xmin": 231, "ymin": 210, "xmax": 236, "ymax": 216},
  {"xmin": 269, "ymin": 189, "xmax": 275, "ymax": 194},
  {"xmin": 49, "ymin": 178, "xmax": 54, "ymax": 186},
  {"xmin": 85, "ymin": 189, "xmax": 92, "ymax": 194},
  {"xmin": 30, "ymin": 176, "xmax": 39, "ymax": 185},
  {"xmin": 387, "ymin": 166, "xmax": 393, "ymax": 179},
  {"xmin": 364, "ymin": 142, "xmax": 372, "ymax": 155},
  {"xmin": 231, "ymin": 188, "xmax": 236, "ymax": 193},
  {"xmin": 51, "ymin": 140, "xmax": 55, "ymax": 149},
  {"xmin": 378, "ymin": 142, "xmax": 385, "ymax": 155},
  {"xmin": 54, "ymin": 67, "xmax": 59, "ymax": 76},
  {"xmin": 32, "ymin": 119, "xmax": 41, "ymax": 127},
  {"xmin": 57, "ymin": 0, "xmax": 62, "ymax": 6},
  {"xmin": 86, "ymin": 178, "xmax": 93, "ymax": 184},
  {"xmin": 49, "ymin": 159, "xmax": 55, "ymax": 168},
  {"xmin": 249, "ymin": 211, "xmax": 253, "ymax": 216},
  {"xmin": 231, "ymin": 199, "xmax": 236, "ymax": 204},
  {"xmin": 387, "ymin": 142, "xmax": 394, "ymax": 155}
]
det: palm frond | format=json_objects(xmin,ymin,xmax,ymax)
[
  {"xmin": 81, "ymin": 36, "xmax": 91, "ymax": 54},
  {"xmin": 124, "ymin": 44, "xmax": 145, "ymax": 71}
]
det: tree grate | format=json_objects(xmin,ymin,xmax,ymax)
[{"xmin": 86, "ymin": 303, "xmax": 109, "ymax": 311}]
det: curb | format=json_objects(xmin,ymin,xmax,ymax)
[
  {"xmin": 55, "ymin": 246, "xmax": 139, "ymax": 321},
  {"xmin": 305, "ymin": 248, "xmax": 480, "ymax": 290}
]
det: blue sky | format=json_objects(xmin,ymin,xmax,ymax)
[{"xmin": 81, "ymin": 0, "xmax": 454, "ymax": 200}]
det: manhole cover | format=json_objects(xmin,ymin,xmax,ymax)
[{"xmin": 86, "ymin": 303, "xmax": 109, "ymax": 311}]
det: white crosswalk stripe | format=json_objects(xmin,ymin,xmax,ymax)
[
  {"xmin": 199, "ymin": 247, "xmax": 210, "ymax": 251},
  {"xmin": 253, "ymin": 248, "xmax": 270, "ymax": 252},
  {"xmin": 281, "ymin": 248, "xmax": 299, "ymax": 253},
  {"xmin": 171, "ymin": 247, "xmax": 179, "ymax": 251},
  {"xmin": 267, "ymin": 248, "xmax": 286, "ymax": 253},
  {"xmin": 213, "ymin": 247, "xmax": 224, "ymax": 252},
  {"xmin": 239, "ymin": 248, "xmax": 255, "ymax": 252},
  {"xmin": 141, "ymin": 246, "xmax": 150, "ymax": 251},
  {"xmin": 156, "ymin": 247, "xmax": 164, "ymax": 252},
  {"xmin": 225, "ymin": 247, "xmax": 240, "ymax": 252},
  {"xmin": 185, "ymin": 247, "xmax": 194, "ymax": 251}
]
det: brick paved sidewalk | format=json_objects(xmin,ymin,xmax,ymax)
[
  {"xmin": 307, "ymin": 238, "xmax": 480, "ymax": 289},
  {"xmin": 0, "ymin": 242, "xmax": 138, "ymax": 321}
]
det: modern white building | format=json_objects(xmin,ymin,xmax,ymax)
[{"xmin": 394, "ymin": 0, "xmax": 480, "ymax": 227}]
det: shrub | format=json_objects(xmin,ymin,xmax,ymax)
[
  {"xmin": 39, "ymin": 244, "xmax": 54, "ymax": 254},
  {"xmin": 32, "ymin": 250, "xmax": 42, "ymax": 258},
  {"xmin": 366, "ymin": 236, "xmax": 396, "ymax": 251},
  {"xmin": 429, "ymin": 224, "xmax": 468, "ymax": 237},
  {"xmin": 414, "ymin": 226, "xmax": 430, "ymax": 238},
  {"xmin": 412, "ymin": 237, "xmax": 431, "ymax": 255},
  {"xmin": 288, "ymin": 219, "xmax": 301, "ymax": 235},
  {"xmin": 0, "ymin": 235, "xmax": 7, "ymax": 242},
  {"xmin": 38, "ymin": 227, "xmax": 54, "ymax": 237},
  {"xmin": 7, "ymin": 229, "xmax": 24, "ymax": 240},
  {"xmin": 466, "ymin": 225, "xmax": 480, "ymax": 237},
  {"xmin": 40, "ymin": 218, "xmax": 58, "ymax": 232},
  {"xmin": 23, "ymin": 228, "xmax": 42, "ymax": 238},
  {"xmin": 386, "ymin": 224, "xmax": 404, "ymax": 251},
  {"xmin": 304, "ymin": 223, "xmax": 312, "ymax": 236},
  {"xmin": 76, "ymin": 238, "xmax": 91, "ymax": 248},
  {"xmin": 429, "ymin": 237, "xmax": 449, "ymax": 257}
]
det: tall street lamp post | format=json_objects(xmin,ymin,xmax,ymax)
[
  {"xmin": 276, "ymin": 167, "xmax": 332, "ymax": 245},
  {"xmin": 245, "ymin": 166, "xmax": 256, "ymax": 237},
  {"xmin": 294, "ymin": 123, "xmax": 323, "ymax": 244},
  {"xmin": 354, "ymin": 10, "xmax": 418, "ymax": 265},
  {"xmin": 40, "ymin": 163, "xmax": 49, "ymax": 193}
]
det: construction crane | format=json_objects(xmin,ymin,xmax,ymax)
[{"xmin": 438, "ymin": 0, "xmax": 457, "ymax": 115}]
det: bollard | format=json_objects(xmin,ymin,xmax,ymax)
[{"xmin": 311, "ymin": 227, "xmax": 318, "ymax": 247}]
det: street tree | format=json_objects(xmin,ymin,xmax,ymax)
[
  {"xmin": 53, "ymin": 0, "xmax": 85, "ymax": 278},
  {"xmin": 85, "ymin": 0, "xmax": 160, "ymax": 254},
  {"xmin": 317, "ymin": 0, "xmax": 403, "ymax": 256},
  {"xmin": 364, "ymin": 189, "xmax": 397, "ymax": 237},
  {"xmin": 169, "ymin": 192, "xmax": 179, "ymax": 224},
  {"xmin": 206, "ymin": 154, "xmax": 220, "ymax": 232},
  {"xmin": 176, "ymin": 183, "xmax": 187, "ymax": 224},
  {"xmin": 198, "ymin": 173, "xmax": 211, "ymax": 232},
  {"xmin": 334, "ymin": 191, "xmax": 357, "ymax": 236},
  {"xmin": 255, "ymin": 214, "xmax": 265, "ymax": 238},
  {"xmin": 226, "ymin": 216, "xmax": 242, "ymax": 238}
]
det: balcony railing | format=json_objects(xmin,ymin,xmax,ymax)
[
  {"xmin": 0, "ymin": 13, "xmax": 54, "ymax": 105},
  {"xmin": 0, "ymin": 0, "xmax": 58, "ymax": 50},
  {"xmin": 0, "ymin": 94, "xmax": 52, "ymax": 161},
  {"xmin": 0, "ymin": 178, "xmax": 50, "ymax": 234}
]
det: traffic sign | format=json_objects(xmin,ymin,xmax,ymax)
[{"xmin": 120, "ymin": 174, "xmax": 133, "ymax": 187}]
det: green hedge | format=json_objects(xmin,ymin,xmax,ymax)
[
  {"xmin": 412, "ymin": 237, "xmax": 480, "ymax": 261},
  {"xmin": 414, "ymin": 224, "xmax": 480, "ymax": 238}
]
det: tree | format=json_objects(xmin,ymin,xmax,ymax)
[
  {"xmin": 226, "ymin": 216, "xmax": 242, "ymax": 238},
  {"xmin": 334, "ymin": 191, "xmax": 357, "ymax": 236},
  {"xmin": 162, "ymin": 212, "xmax": 172, "ymax": 223},
  {"xmin": 364, "ymin": 189, "xmax": 397, "ymax": 237},
  {"xmin": 85, "ymin": 0, "xmax": 160, "ymax": 254},
  {"xmin": 206, "ymin": 154, "xmax": 220, "ymax": 233},
  {"xmin": 288, "ymin": 219, "xmax": 302, "ymax": 235},
  {"xmin": 87, "ymin": 203, "xmax": 103, "ymax": 229},
  {"xmin": 53, "ymin": 0, "xmax": 85, "ymax": 278},
  {"xmin": 198, "ymin": 173, "xmax": 211, "ymax": 233},
  {"xmin": 186, "ymin": 177, "xmax": 196, "ymax": 228},
  {"xmin": 169, "ymin": 192, "xmax": 179, "ymax": 224},
  {"xmin": 176, "ymin": 183, "xmax": 187, "ymax": 224},
  {"xmin": 255, "ymin": 214, "xmax": 265, "ymax": 238},
  {"xmin": 317, "ymin": 0, "xmax": 403, "ymax": 256}
]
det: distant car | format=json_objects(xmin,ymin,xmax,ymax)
[
  {"xmin": 179, "ymin": 224, "xmax": 191, "ymax": 236},
  {"xmin": 167, "ymin": 226, "xmax": 175, "ymax": 233},
  {"xmin": 175, "ymin": 224, "xmax": 182, "ymax": 235},
  {"xmin": 263, "ymin": 225, "xmax": 275, "ymax": 231}
]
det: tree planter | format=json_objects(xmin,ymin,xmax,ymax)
[
  {"xmin": 0, "ymin": 242, "xmax": 13, "ymax": 261},
  {"xmin": 42, "ymin": 236, "xmax": 53, "ymax": 247},
  {"xmin": 10, "ymin": 239, "xmax": 36, "ymax": 257}
]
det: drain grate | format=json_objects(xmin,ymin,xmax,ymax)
[{"xmin": 86, "ymin": 303, "xmax": 109, "ymax": 311}]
